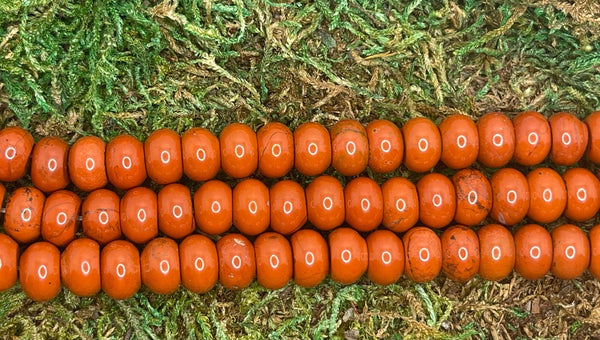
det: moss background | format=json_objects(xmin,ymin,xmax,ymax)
[{"xmin": 1, "ymin": 0, "xmax": 600, "ymax": 338}]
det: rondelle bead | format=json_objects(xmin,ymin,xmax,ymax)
[
  {"xmin": 588, "ymin": 224, "xmax": 600, "ymax": 279},
  {"xmin": 549, "ymin": 112, "xmax": 588, "ymax": 166},
  {"xmin": 402, "ymin": 117, "xmax": 442, "ymax": 173},
  {"xmin": 550, "ymin": 224, "xmax": 590, "ymax": 280},
  {"xmin": 366, "ymin": 119, "xmax": 403, "ymax": 173},
  {"xmin": 344, "ymin": 177, "xmax": 383, "ymax": 232},
  {"xmin": 441, "ymin": 225, "xmax": 480, "ymax": 282},
  {"xmin": 439, "ymin": 114, "xmax": 479, "ymax": 169},
  {"xmin": 477, "ymin": 224, "xmax": 515, "ymax": 281},
  {"xmin": 219, "ymin": 123, "xmax": 258, "ymax": 178},
  {"xmin": 330, "ymin": 119, "xmax": 369, "ymax": 176},
  {"xmin": 31, "ymin": 136, "xmax": 70, "ymax": 193},
  {"xmin": 4, "ymin": 186, "xmax": 45, "ymax": 244},
  {"xmin": 232, "ymin": 179, "xmax": 270, "ymax": 235},
  {"xmin": 69, "ymin": 136, "xmax": 108, "ymax": 191},
  {"xmin": 402, "ymin": 226, "xmax": 442, "ymax": 283},
  {"xmin": 526, "ymin": 167, "xmax": 566, "ymax": 223},
  {"xmin": 158, "ymin": 183, "xmax": 194, "ymax": 239},
  {"xmin": 562, "ymin": 168, "xmax": 600, "ymax": 222},
  {"xmin": 381, "ymin": 177, "xmax": 419, "ymax": 233},
  {"xmin": 257, "ymin": 122, "xmax": 294, "ymax": 178},
  {"xmin": 477, "ymin": 112, "xmax": 515, "ymax": 168},
  {"xmin": 82, "ymin": 189, "xmax": 121, "ymax": 245},
  {"xmin": 180, "ymin": 234, "xmax": 218, "ymax": 293},
  {"xmin": 181, "ymin": 127, "xmax": 220, "ymax": 182},
  {"xmin": 512, "ymin": 111, "xmax": 551, "ymax": 166},
  {"xmin": 101, "ymin": 240, "xmax": 141, "ymax": 300},
  {"xmin": 0, "ymin": 126, "xmax": 34, "ymax": 182},
  {"xmin": 329, "ymin": 227, "xmax": 368, "ymax": 285},
  {"xmin": 270, "ymin": 180, "xmax": 307, "ymax": 235},
  {"xmin": 61, "ymin": 238, "xmax": 101, "ymax": 297},
  {"xmin": 366, "ymin": 230, "xmax": 404, "ymax": 285},
  {"xmin": 20, "ymin": 242, "xmax": 61, "ymax": 301},
  {"xmin": 514, "ymin": 224, "xmax": 552, "ymax": 280},
  {"xmin": 254, "ymin": 232, "xmax": 293, "ymax": 290},
  {"xmin": 194, "ymin": 180, "xmax": 232, "ymax": 235},
  {"xmin": 41, "ymin": 190, "xmax": 81, "ymax": 247},
  {"xmin": 290, "ymin": 229, "xmax": 329, "ymax": 287},
  {"xmin": 451, "ymin": 169, "xmax": 492, "ymax": 226},
  {"xmin": 417, "ymin": 173, "xmax": 456, "ymax": 229},
  {"xmin": 0, "ymin": 234, "xmax": 18, "ymax": 291},
  {"xmin": 585, "ymin": 111, "xmax": 600, "ymax": 164},
  {"xmin": 144, "ymin": 129, "xmax": 183, "ymax": 185},
  {"xmin": 293, "ymin": 122, "xmax": 331, "ymax": 176},
  {"xmin": 489, "ymin": 168, "xmax": 529, "ymax": 226},
  {"xmin": 106, "ymin": 134, "xmax": 147, "ymax": 190},
  {"xmin": 305, "ymin": 175, "xmax": 345, "ymax": 231},
  {"xmin": 217, "ymin": 233, "xmax": 255, "ymax": 290},
  {"xmin": 120, "ymin": 187, "xmax": 158, "ymax": 244},
  {"xmin": 141, "ymin": 237, "xmax": 181, "ymax": 295}
]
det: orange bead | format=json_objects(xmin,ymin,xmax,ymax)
[
  {"xmin": 514, "ymin": 224, "xmax": 552, "ymax": 280},
  {"xmin": 549, "ymin": 112, "xmax": 588, "ymax": 166},
  {"xmin": 344, "ymin": 177, "xmax": 383, "ymax": 232},
  {"xmin": 101, "ymin": 240, "xmax": 141, "ymax": 300},
  {"xmin": 232, "ymin": 179, "xmax": 270, "ymax": 235},
  {"xmin": 562, "ymin": 168, "xmax": 600, "ymax": 222},
  {"xmin": 158, "ymin": 183, "xmax": 194, "ymax": 239},
  {"xmin": 194, "ymin": 180, "xmax": 232, "ymax": 235},
  {"xmin": 106, "ymin": 135, "xmax": 147, "ymax": 190},
  {"xmin": 526, "ymin": 168, "xmax": 566, "ymax": 223},
  {"xmin": 452, "ymin": 169, "xmax": 492, "ymax": 226},
  {"xmin": 219, "ymin": 123, "xmax": 258, "ymax": 178},
  {"xmin": 550, "ymin": 224, "xmax": 589, "ymax": 280},
  {"xmin": 31, "ymin": 137, "xmax": 70, "ymax": 193},
  {"xmin": 254, "ymin": 232, "xmax": 293, "ymax": 290},
  {"xmin": 477, "ymin": 112, "xmax": 515, "ymax": 168},
  {"xmin": 477, "ymin": 224, "xmax": 515, "ymax": 281},
  {"xmin": 290, "ymin": 229, "xmax": 329, "ymax": 287},
  {"xmin": 61, "ymin": 238, "xmax": 101, "ymax": 297},
  {"xmin": 402, "ymin": 117, "xmax": 442, "ymax": 172},
  {"xmin": 585, "ymin": 111, "xmax": 600, "ymax": 164},
  {"xmin": 270, "ymin": 180, "xmax": 307, "ymax": 235},
  {"xmin": 182, "ymin": 127, "xmax": 220, "ymax": 182},
  {"xmin": 179, "ymin": 234, "xmax": 218, "ymax": 293},
  {"xmin": 417, "ymin": 173, "xmax": 456, "ymax": 229},
  {"xmin": 366, "ymin": 230, "xmax": 404, "ymax": 285},
  {"xmin": 441, "ymin": 225, "xmax": 480, "ymax": 282},
  {"xmin": 330, "ymin": 119, "xmax": 369, "ymax": 176},
  {"xmin": 69, "ymin": 136, "xmax": 108, "ymax": 191},
  {"xmin": 4, "ymin": 186, "xmax": 45, "ymax": 244},
  {"xmin": 41, "ymin": 190, "xmax": 81, "ymax": 247},
  {"xmin": 512, "ymin": 111, "xmax": 551, "ymax": 166},
  {"xmin": 0, "ymin": 126, "xmax": 34, "ymax": 182},
  {"xmin": 366, "ymin": 119, "xmax": 403, "ymax": 173},
  {"xmin": 120, "ymin": 187, "xmax": 158, "ymax": 244},
  {"xmin": 294, "ymin": 122, "xmax": 331, "ymax": 176},
  {"xmin": 329, "ymin": 227, "xmax": 368, "ymax": 285},
  {"xmin": 141, "ymin": 237, "xmax": 180, "ymax": 294},
  {"xmin": 439, "ymin": 115, "xmax": 479, "ymax": 169},
  {"xmin": 144, "ymin": 129, "xmax": 183, "ymax": 185},
  {"xmin": 588, "ymin": 224, "xmax": 600, "ymax": 279},
  {"xmin": 217, "ymin": 233, "xmax": 255, "ymax": 289},
  {"xmin": 489, "ymin": 168, "xmax": 529, "ymax": 226},
  {"xmin": 305, "ymin": 175, "xmax": 345, "ymax": 231},
  {"xmin": 403, "ymin": 226, "xmax": 442, "ymax": 282},
  {"xmin": 20, "ymin": 242, "xmax": 61, "ymax": 301},
  {"xmin": 82, "ymin": 189, "xmax": 121, "ymax": 245},
  {"xmin": 0, "ymin": 234, "xmax": 18, "ymax": 291},
  {"xmin": 257, "ymin": 122, "xmax": 294, "ymax": 178},
  {"xmin": 381, "ymin": 177, "xmax": 419, "ymax": 233}
]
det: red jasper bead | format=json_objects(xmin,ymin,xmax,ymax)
[
  {"xmin": 329, "ymin": 227, "xmax": 368, "ymax": 285},
  {"xmin": 257, "ymin": 122, "xmax": 294, "ymax": 178},
  {"xmin": 194, "ymin": 180, "xmax": 232, "ymax": 235},
  {"xmin": 588, "ymin": 224, "xmax": 600, "ymax": 279},
  {"xmin": 120, "ymin": 187, "xmax": 158, "ymax": 244},
  {"xmin": 41, "ymin": 190, "xmax": 81, "ymax": 247},
  {"xmin": 562, "ymin": 168, "xmax": 600, "ymax": 222},
  {"xmin": 31, "ymin": 136, "xmax": 70, "ymax": 193},
  {"xmin": 366, "ymin": 119, "xmax": 403, "ymax": 173},
  {"xmin": 61, "ymin": 238, "xmax": 101, "ymax": 297},
  {"xmin": 232, "ymin": 179, "xmax": 270, "ymax": 235},
  {"xmin": 551, "ymin": 224, "xmax": 590, "ymax": 280},
  {"xmin": 402, "ymin": 117, "xmax": 442, "ymax": 173},
  {"xmin": 0, "ymin": 126, "xmax": 34, "ymax": 182},
  {"xmin": 219, "ymin": 123, "xmax": 258, "ymax": 178},
  {"xmin": 344, "ymin": 177, "xmax": 383, "ymax": 232},
  {"xmin": 549, "ymin": 112, "xmax": 588, "ymax": 166},
  {"xmin": 489, "ymin": 168, "xmax": 529, "ymax": 226},
  {"xmin": 330, "ymin": 119, "xmax": 369, "ymax": 176},
  {"xmin": 514, "ymin": 224, "xmax": 552, "ymax": 280},
  {"xmin": 403, "ymin": 226, "xmax": 442, "ymax": 283},
  {"xmin": 381, "ymin": 177, "xmax": 419, "ymax": 233},
  {"xmin": 141, "ymin": 237, "xmax": 180, "ymax": 295},
  {"xmin": 158, "ymin": 183, "xmax": 194, "ymax": 239},
  {"xmin": 217, "ymin": 233, "xmax": 256, "ymax": 290},
  {"xmin": 69, "ymin": 136, "xmax": 108, "ymax": 191},
  {"xmin": 20, "ymin": 242, "xmax": 61, "ymax": 301},
  {"xmin": 366, "ymin": 230, "xmax": 404, "ymax": 285},
  {"xmin": 293, "ymin": 122, "xmax": 331, "ymax": 176},
  {"xmin": 180, "ymin": 234, "xmax": 218, "ymax": 293},
  {"xmin": 270, "ymin": 180, "xmax": 307, "ymax": 235},
  {"xmin": 477, "ymin": 112, "xmax": 515, "ymax": 168},
  {"xmin": 305, "ymin": 175, "xmax": 345, "ymax": 231},
  {"xmin": 82, "ymin": 189, "xmax": 121, "ymax": 245},
  {"xmin": 101, "ymin": 240, "xmax": 141, "ymax": 300},
  {"xmin": 441, "ymin": 225, "xmax": 480, "ymax": 282},
  {"xmin": 512, "ymin": 111, "xmax": 551, "ymax": 166},
  {"xmin": 477, "ymin": 224, "xmax": 515, "ymax": 281},
  {"xmin": 417, "ymin": 173, "xmax": 456, "ymax": 229},
  {"xmin": 106, "ymin": 134, "xmax": 147, "ymax": 190},
  {"xmin": 439, "ymin": 114, "xmax": 479, "ymax": 169},
  {"xmin": 0, "ymin": 234, "xmax": 18, "ymax": 291},
  {"xmin": 181, "ymin": 127, "xmax": 220, "ymax": 182},
  {"xmin": 585, "ymin": 111, "xmax": 600, "ymax": 164},
  {"xmin": 144, "ymin": 129, "xmax": 183, "ymax": 185},
  {"xmin": 254, "ymin": 232, "xmax": 293, "ymax": 290},
  {"xmin": 290, "ymin": 229, "xmax": 329, "ymax": 287},
  {"xmin": 452, "ymin": 169, "xmax": 492, "ymax": 226},
  {"xmin": 4, "ymin": 186, "xmax": 45, "ymax": 244},
  {"xmin": 526, "ymin": 168, "xmax": 567, "ymax": 223}
]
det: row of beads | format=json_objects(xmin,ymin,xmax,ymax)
[
  {"xmin": 0, "ymin": 222, "xmax": 597, "ymax": 301},
  {"xmin": 1, "ymin": 165, "xmax": 598, "ymax": 246},
  {"xmin": 1, "ymin": 111, "xmax": 599, "ymax": 192}
]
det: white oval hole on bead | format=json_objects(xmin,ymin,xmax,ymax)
[
  {"xmin": 234, "ymin": 145, "xmax": 245, "ymax": 158},
  {"xmin": 98, "ymin": 211, "xmax": 109, "ymax": 225},
  {"xmin": 56, "ymin": 212, "xmax": 68, "ymax": 226},
  {"xmin": 565, "ymin": 245, "xmax": 576, "ymax": 259},
  {"xmin": 322, "ymin": 197, "xmax": 333, "ymax": 211},
  {"xmin": 346, "ymin": 141, "xmax": 356, "ymax": 155},
  {"xmin": 85, "ymin": 157, "xmax": 95, "ymax": 171},
  {"xmin": 458, "ymin": 247, "xmax": 468, "ymax": 261},
  {"xmin": 159, "ymin": 260, "xmax": 170, "ymax": 274},
  {"xmin": 491, "ymin": 246, "xmax": 501, "ymax": 261},
  {"xmin": 122, "ymin": 156, "xmax": 132, "ymax": 170},
  {"xmin": 506, "ymin": 190, "xmax": 517, "ymax": 204},
  {"xmin": 380, "ymin": 139, "xmax": 391, "ymax": 153},
  {"xmin": 232, "ymin": 255, "xmax": 242, "ymax": 269},
  {"xmin": 419, "ymin": 248, "xmax": 430, "ymax": 262},
  {"xmin": 116, "ymin": 263, "xmax": 126, "ymax": 278},
  {"xmin": 418, "ymin": 138, "xmax": 428, "ymax": 152},
  {"xmin": 396, "ymin": 198, "xmax": 406, "ymax": 212},
  {"xmin": 81, "ymin": 261, "xmax": 91, "ymax": 275},
  {"xmin": 467, "ymin": 191, "xmax": 478, "ymax": 205},
  {"xmin": 528, "ymin": 132, "xmax": 539, "ymax": 145},
  {"xmin": 271, "ymin": 144, "xmax": 282, "ymax": 157},
  {"xmin": 305, "ymin": 251, "xmax": 315, "ymax": 266},
  {"xmin": 269, "ymin": 254, "xmax": 279, "ymax": 269},
  {"xmin": 530, "ymin": 246, "xmax": 541, "ymax": 259},
  {"xmin": 196, "ymin": 148, "xmax": 206, "ymax": 161},
  {"xmin": 195, "ymin": 257, "xmax": 205, "ymax": 271},
  {"xmin": 172, "ymin": 205, "xmax": 183, "ymax": 219},
  {"xmin": 456, "ymin": 135, "xmax": 467, "ymax": 149},
  {"xmin": 38, "ymin": 265, "xmax": 48, "ymax": 280},
  {"xmin": 562, "ymin": 132, "xmax": 572, "ymax": 146},
  {"xmin": 381, "ymin": 251, "xmax": 392, "ymax": 265},
  {"xmin": 248, "ymin": 201, "xmax": 258, "ymax": 214},
  {"xmin": 137, "ymin": 209, "xmax": 147, "ymax": 223},
  {"xmin": 542, "ymin": 188, "xmax": 553, "ymax": 202},
  {"xmin": 577, "ymin": 188, "xmax": 587, "ymax": 202},
  {"xmin": 308, "ymin": 143, "xmax": 318, "ymax": 156},
  {"xmin": 47, "ymin": 158, "xmax": 57, "ymax": 172},
  {"xmin": 211, "ymin": 201, "xmax": 221, "ymax": 214},
  {"xmin": 160, "ymin": 150, "xmax": 171, "ymax": 164},
  {"xmin": 432, "ymin": 194, "xmax": 443, "ymax": 207},
  {"xmin": 360, "ymin": 198, "xmax": 370, "ymax": 212},
  {"xmin": 341, "ymin": 249, "xmax": 352, "ymax": 263},
  {"xmin": 21, "ymin": 208, "xmax": 32, "ymax": 222},
  {"xmin": 4, "ymin": 147, "xmax": 16, "ymax": 160},
  {"xmin": 283, "ymin": 201, "xmax": 293, "ymax": 214},
  {"xmin": 492, "ymin": 133, "xmax": 504, "ymax": 147}
]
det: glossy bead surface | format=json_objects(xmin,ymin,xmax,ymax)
[
  {"xmin": 232, "ymin": 179, "xmax": 270, "ymax": 235},
  {"xmin": 585, "ymin": 111, "xmax": 600, "ymax": 164},
  {"xmin": 477, "ymin": 224, "xmax": 515, "ymax": 281},
  {"xmin": 441, "ymin": 225, "xmax": 480, "ymax": 282},
  {"xmin": 417, "ymin": 173, "xmax": 456, "ymax": 229},
  {"xmin": 439, "ymin": 115, "xmax": 479, "ymax": 169},
  {"xmin": 82, "ymin": 189, "xmax": 121, "ymax": 245},
  {"xmin": 254, "ymin": 232, "xmax": 293, "ymax": 289},
  {"xmin": 106, "ymin": 135, "xmax": 147, "ymax": 190},
  {"xmin": 331, "ymin": 120, "xmax": 369, "ymax": 176},
  {"xmin": 550, "ymin": 224, "xmax": 590, "ymax": 280},
  {"xmin": 120, "ymin": 187, "xmax": 158, "ymax": 244},
  {"xmin": 194, "ymin": 180, "xmax": 232, "ymax": 235},
  {"xmin": 217, "ymin": 233, "xmax": 255, "ymax": 290},
  {"xmin": 158, "ymin": 183, "xmax": 194, "ymax": 239},
  {"xmin": 344, "ymin": 177, "xmax": 383, "ymax": 232},
  {"xmin": 101, "ymin": 240, "xmax": 141, "ymax": 300},
  {"xmin": 4, "ymin": 186, "xmax": 45, "ymax": 244},
  {"xmin": 366, "ymin": 119, "xmax": 403, "ymax": 173},
  {"xmin": 180, "ymin": 234, "xmax": 218, "ymax": 293},
  {"xmin": 329, "ymin": 227, "xmax": 368, "ymax": 285},
  {"xmin": 293, "ymin": 122, "xmax": 331, "ymax": 176},
  {"xmin": 270, "ymin": 180, "xmax": 307, "ymax": 235},
  {"xmin": 489, "ymin": 168, "xmax": 529, "ymax": 226},
  {"xmin": 477, "ymin": 112, "xmax": 515, "ymax": 168},
  {"xmin": 182, "ymin": 128, "xmax": 221, "ymax": 182},
  {"xmin": 144, "ymin": 129, "xmax": 183, "ymax": 185},
  {"xmin": 257, "ymin": 122, "xmax": 294, "ymax": 178},
  {"xmin": 588, "ymin": 224, "xmax": 600, "ymax": 279},
  {"xmin": 514, "ymin": 224, "xmax": 552, "ymax": 280},
  {"xmin": 381, "ymin": 177, "xmax": 419, "ymax": 233},
  {"xmin": 512, "ymin": 111, "xmax": 551, "ymax": 166},
  {"xmin": 549, "ymin": 112, "xmax": 588, "ymax": 166},
  {"xmin": 41, "ymin": 190, "xmax": 81, "ymax": 247},
  {"xmin": 403, "ymin": 226, "xmax": 442, "ymax": 282},
  {"xmin": 219, "ymin": 123, "xmax": 258, "ymax": 178},
  {"xmin": 0, "ymin": 126, "xmax": 34, "ymax": 182},
  {"xmin": 562, "ymin": 168, "xmax": 600, "ymax": 222},
  {"xmin": 526, "ymin": 168, "xmax": 566, "ymax": 223},
  {"xmin": 290, "ymin": 229, "xmax": 329, "ymax": 287},
  {"xmin": 0, "ymin": 234, "xmax": 18, "ymax": 291},
  {"xmin": 306, "ymin": 176, "xmax": 345, "ymax": 231},
  {"xmin": 61, "ymin": 238, "xmax": 101, "ymax": 297},
  {"xmin": 366, "ymin": 230, "xmax": 404, "ymax": 285},
  {"xmin": 452, "ymin": 169, "xmax": 492, "ymax": 226},
  {"xmin": 69, "ymin": 136, "xmax": 108, "ymax": 191},
  {"xmin": 31, "ymin": 136, "xmax": 70, "ymax": 193},
  {"xmin": 141, "ymin": 237, "xmax": 181, "ymax": 295},
  {"xmin": 20, "ymin": 242, "xmax": 61, "ymax": 301},
  {"xmin": 402, "ymin": 117, "xmax": 442, "ymax": 172}
]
